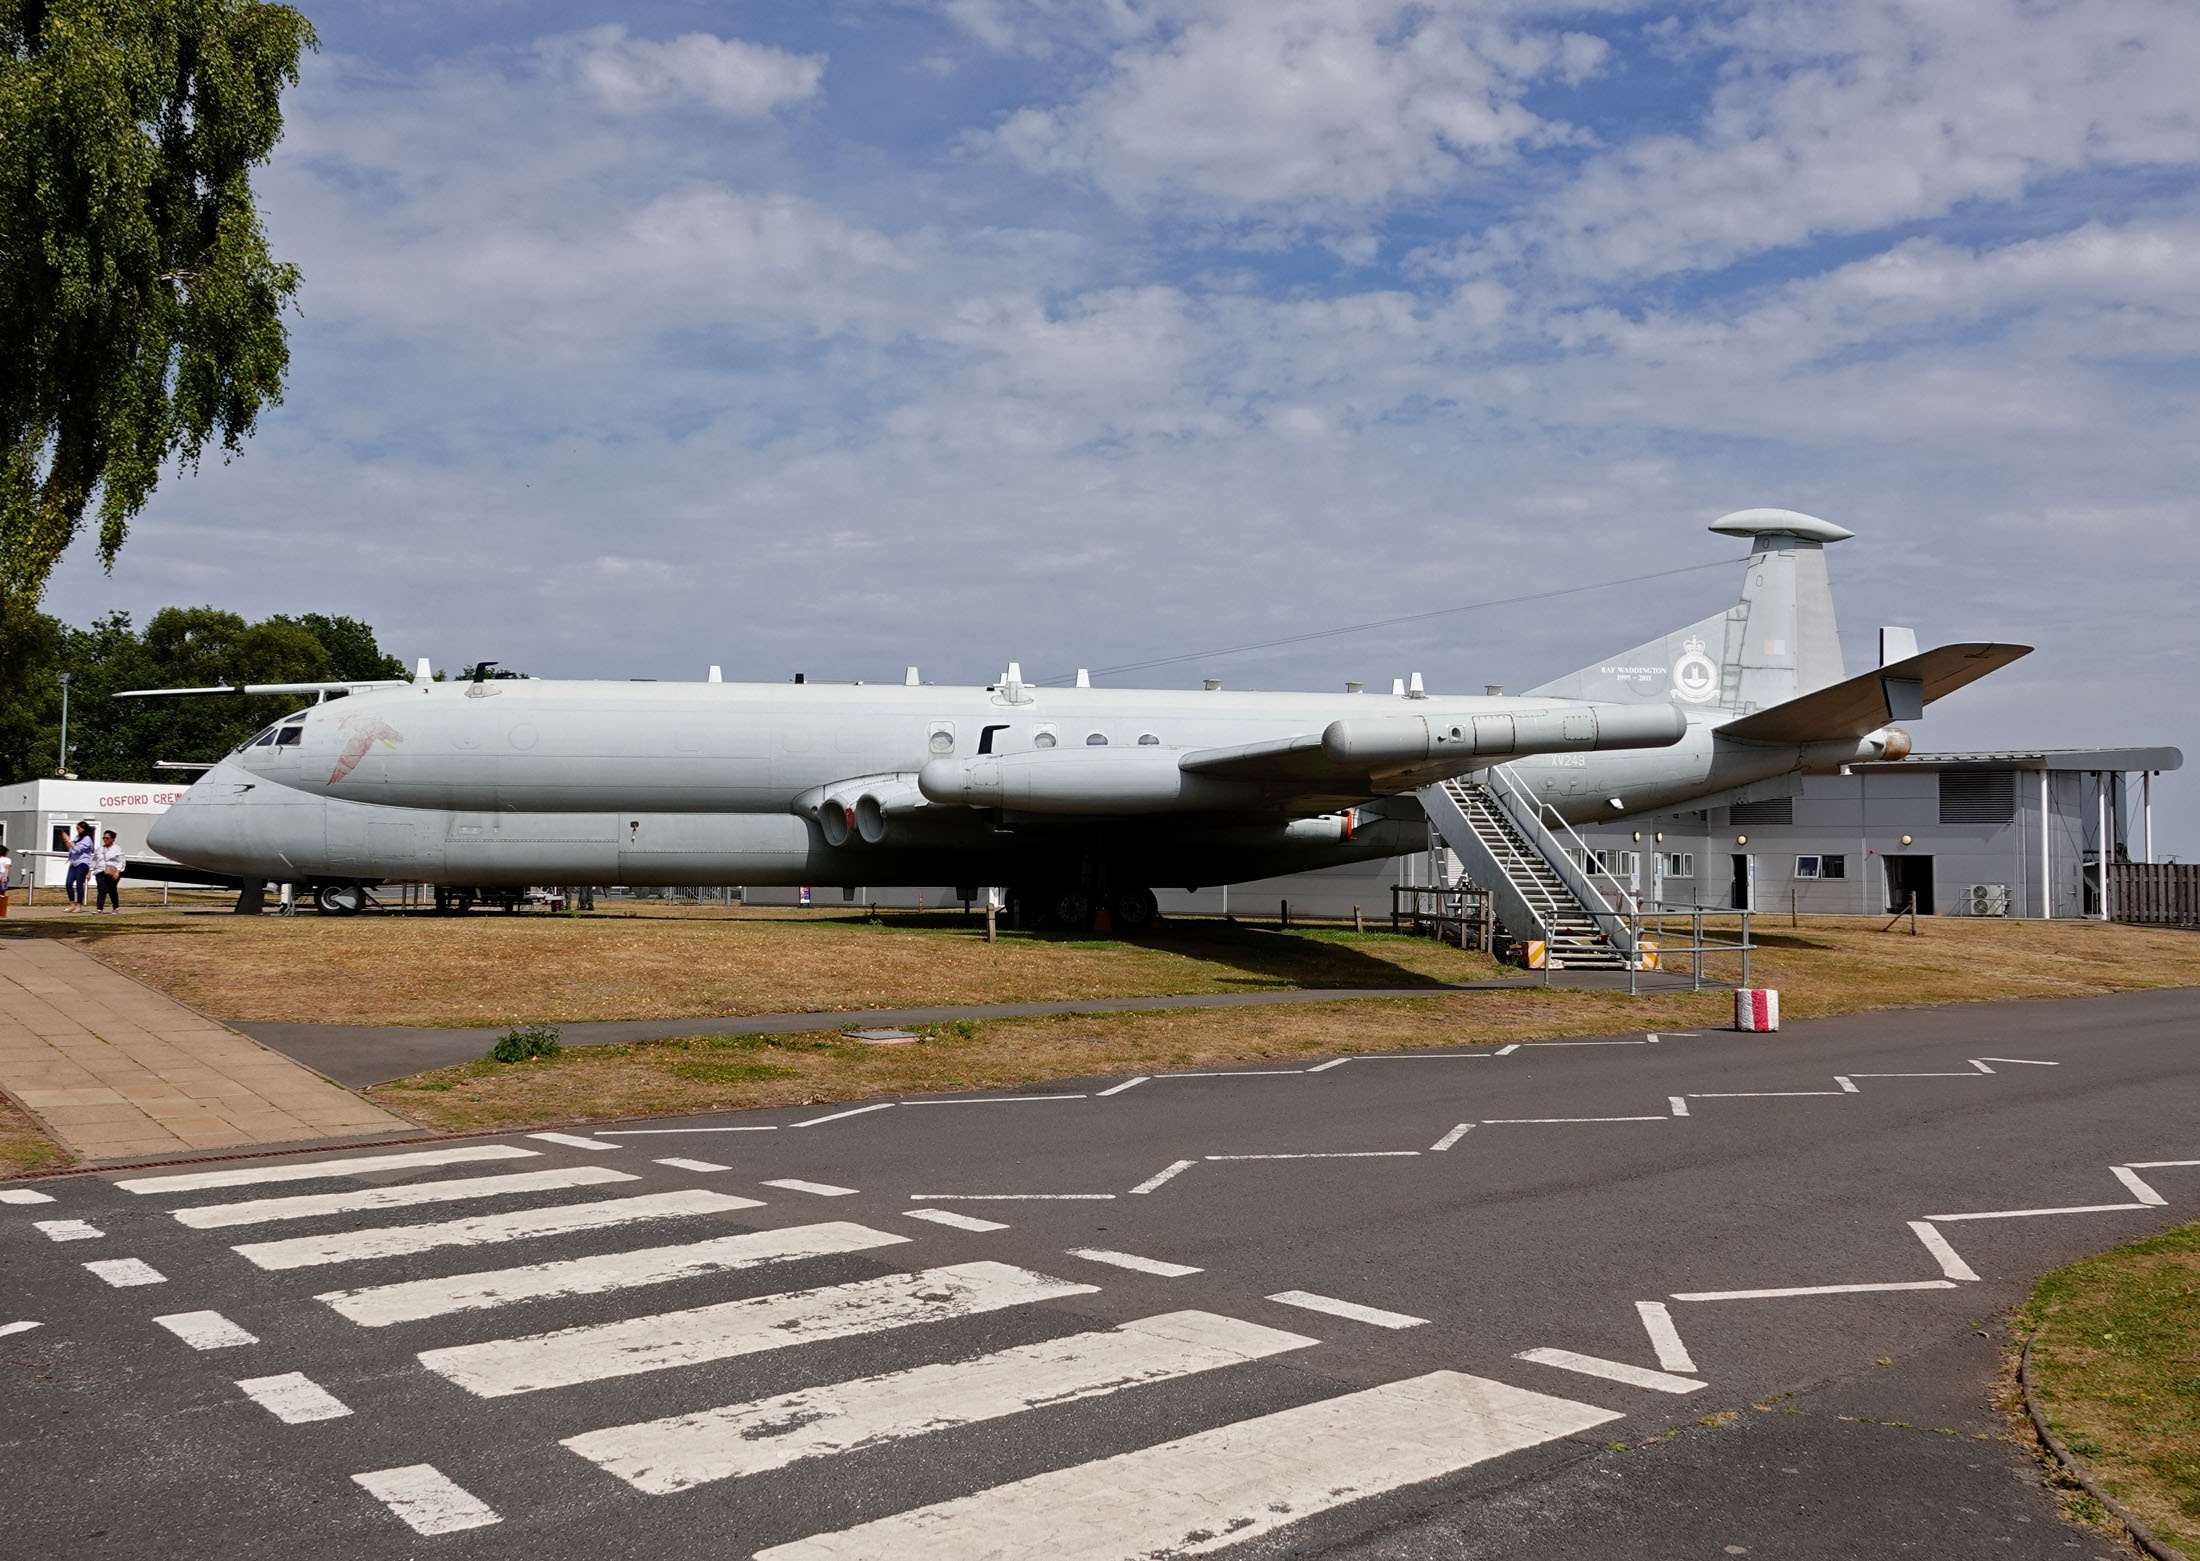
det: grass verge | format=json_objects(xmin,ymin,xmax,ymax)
[
  {"xmin": 0, "ymin": 1094, "xmax": 73, "ymax": 1177},
  {"xmin": 2024, "ymin": 1220, "xmax": 2200, "ymax": 1554}
]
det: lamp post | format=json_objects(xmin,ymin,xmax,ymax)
[{"xmin": 56, "ymin": 672, "xmax": 74, "ymax": 776}]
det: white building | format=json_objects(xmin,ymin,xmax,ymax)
[{"xmin": 0, "ymin": 779, "xmax": 194, "ymax": 889}]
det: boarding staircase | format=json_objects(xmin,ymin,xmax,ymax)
[{"xmin": 1418, "ymin": 768, "xmax": 1637, "ymax": 969}]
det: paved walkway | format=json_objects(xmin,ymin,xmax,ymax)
[
  {"xmin": 0, "ymin": 938, "xmax": 410, "ymax": 1161},
  {"xmin": 239, "ymin": 970, "xmax": 1713, "ymax": 1088}
]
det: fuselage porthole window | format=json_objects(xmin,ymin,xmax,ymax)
[
  {"xmin": 1086, "ymin": 732, "xmax": 1108, "ymax": 746},
  {"xmin": 1033, "ymin": 731, "xmax": 1057, "ymax": 749},
  {"xmin": 927, "ymin": 723, "xmax": 955, "ymax": 755},
  {"xmin": 1137, "ymin": 733, "xmax": 1160, "ymax": 746}
]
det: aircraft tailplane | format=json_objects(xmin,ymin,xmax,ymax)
[{"xmin": 1527, "ymin": 508, "xmax": 1849, "ymax": 717}]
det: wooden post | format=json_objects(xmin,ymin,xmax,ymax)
[
  {"xmin": 1280, "ymin": 899, "xmax": 1290, "ymax": 929},
  {"xmin": 985, "ymin": 899, "xmax": 996, "ymax": 944},
  {"xmin": 1791, "ymin": 888, "xmax": 1798, "ymax": 927},
  {"xmin": 1353, "ymin": 905, "xmax": 1363, "ymax": 933},
  {"xmin": 1910, "ymin": 890, "xmax": 1919, "ymax": 936}
]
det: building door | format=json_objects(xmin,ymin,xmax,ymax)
[
  {"xmin": 1729, "ymin": 853, "xmax": 1752, "ymax": 910},
  {"xmin": 1884, "ymin": 855, "xmax": 1935, "ymax": 915}
]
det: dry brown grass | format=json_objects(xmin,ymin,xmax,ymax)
[
  {"xmin": 0, "ymin": 1094, "xmax": 72, "ymax": 1177},
  {"xmin": 10, "ymin": 907, "xmax": 1504, "ymax": 1025},
  {"xmin": 366, "ymin": 915, "xmax": 2200, "ymax": 1134}
]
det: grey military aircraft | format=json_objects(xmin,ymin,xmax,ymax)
[{"xmin": 141, "ymin": 510, "xmax": 2025, "ymax": 927}]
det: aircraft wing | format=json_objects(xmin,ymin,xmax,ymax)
[{"xmin": 1717, "ymin": 643, "xmax": 2031, "ymax": 744}]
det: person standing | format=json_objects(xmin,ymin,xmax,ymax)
[
  {"xmin": 64, "ymin": 822, "xmax": 94, "ymax": 911},
  {"xmin": 93, "ymin": 830, "xmax": 127, "ymax": 914},
  {"xmin": 0, "ymin": 840, "xmax": 12, "ymax": 917}
]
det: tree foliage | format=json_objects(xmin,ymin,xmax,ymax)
[
  {"xmin": 0, "ymin": 0, "xmax": 316, "ymax": 609},
  {"xmin": 0, "ymin": 602, "xmax": 404, "ymax": 783}
]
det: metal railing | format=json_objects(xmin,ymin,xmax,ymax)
[
  {"xmin": 1612, "ymin": 901, "xmax": 1756, "ymax": 994},
  {"xmin": 1390, "ymin": 884, "xmax": 1495, "ymax": 951},
  {"xmin": 1482, "ymin": 766, "xmax": 1639, "ymax": 956}
]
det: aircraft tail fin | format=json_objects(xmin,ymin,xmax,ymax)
[{"xmin": 1527, "ymin": 508, "xmax": 1850, "ymax": 716}]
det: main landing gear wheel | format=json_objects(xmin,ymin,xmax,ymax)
[
  {"xmin": 1051, "ymin": 889, "xmax": 1091, "ymax": 930},
  {"xmin": 1111, "ymin": 887, "xmax": 1158, "ymax": 932},
  {"xmin": 313, "ymin": 882, "xmax": 366, "ymax": 916}
]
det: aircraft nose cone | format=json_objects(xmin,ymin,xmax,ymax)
[{"xmin": 148, "ymin": 789, "xmax": 233, "ymax": 870}]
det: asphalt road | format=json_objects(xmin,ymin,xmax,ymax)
[{"xmin": 6, "ymin": 986, "xmax": 2194, "ymax": 1560}]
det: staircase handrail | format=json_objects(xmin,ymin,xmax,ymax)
[{"xmin": 1483, "ymin": 765, "xmax": 1639, "ymax": 956}]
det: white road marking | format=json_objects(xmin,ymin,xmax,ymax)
[
  {"xmin": 2110, "ymin": 1167, "xmax": 2168, "ymax": 1206},
  {"xmin": 1846, "ymin": 1072, "xmax": 1977, "ymax": 1080},
  {"xmin": 1977, "ymin": 1057, "xmax": 2058, "ymax": 1065},
  {"xmin": 1266, "ymin": 1290, "xmax": 1427, "ymax": 1329},
  {"xmin": 1926, "ymin": 1203, "xmax": 2148, "ymax": 1223},
  {"xmin": 1430, "ymin": 1123, "xmax": 1474, "ymax": 1151},
  {"xmin": 567, "ymin": 1310, "xmax": 1311, "ymax": 1493},
  {"xmin": 154, "ymin": 1310, "xmax": 258, "ymax": 1349},
  {"xmin": 1481, "ymin": 1117, "xmax": 1667, "ymax": 1124},
  {"xmin": 0, "ymin": 1320, "xmax": 42, "ymax": 1337},
  {"xmin": 1635, "ymin": 1300, "xmax": 1696, "ymax": 1372},
  {"xmin": 84, "ymin": 1258, "xmax": 165, "ymax": 1287},
  {"xmin": 906, "ymin": 1210, "xmax": 1008, "ymax": 1232},
  {"xmin": 421, "ymin": 1261, "xmax": 1098, "ymax": 1398},
  {"xmin": 1095, "ymin": 1077, "xmax": 1148, "ymax": 1097},
  {"xmin": 1835, "ymin": 1076, "xmax": 1859, "ymax": 1093},
  {"xmin": 1908, "ymin": 1221, "xmax": 1981, "ymax": 1282},
  {"xmin": 320, "ymin": 1223, "xmax": 907, "ymax": 1327},
  {"xmin": 1687, "ymin": 1091, "xmax": 1846, "ymax": 1098},
  {"xmin": 908, "ymin": 1193, "xmax": 1116, "ymax": 1201},
  {"xmin": 753, "ymin": 1370, "xmax": 1618, "ymax": 1561},
  {"xmin": 900, "ymin": 1096, "xmax": 1087, "ymax": 1106},
  {"xmin": 1495, "ymin": 1043, "xmax": 1520, "ymax": 1054},
  {"xmin": 234, "ymin": 1189, "xmax": 761, "ymax": 1271},
  {"xmin": 528, "ymin": 1132, "xmax": 621, "ymax": 1150},
  {"xmin": 654, "ymin": 1158, "xmax": 730, "ymax": 1172},
  {"xmin": 1968, "ymin": 1059, "xmax": 1996, "ymax": 1073},
  {"xmin": 794, "ymin": 1104, "xmax": 895, "ymax": 1127},
  {"xmin": 238, "ymin": 1372, "xmax": 351, "ymax": 1424},
  {"xmin": 1305, "ymin": 1057, "xmax": 1353, "ymax": 1072},
  {"xmin": 173, "ymin": 1165, "xmax": 636, "ymax": 1229},
  {"xmin": 598, "ymin": 1125, "xmax": 777, "ymax": 1134},
  {"xmin": 34, "ymin": 1219, "xmax": 101, "ymax": 1241},
  {"xmin": 1523, "ymin": 1040, "xmax": 1647, "ymax": 1047},
  {"xmin": 1128, "ymin": 1159, "xmax": 1196, "ymax": 1195},
  {"xmin": 352, "ymin": 1464, "xmax": 501, "ymax": 1535},
  {"xmin": 1352, "ymin": 1054, "xmax": 1491, "ymax": 1061},
  {"xmin": 115, "ymin": 1144, "xmax": 537, "ymax": 1195},
  {"xmin": 1673, "ymin": 1280, "xmax": 1959, "ymax": 1301},
  {"xmin": 0, "ymin": 1188, "xmax": 56, "ymax": 1204},
  {"xmin": 1515, "ymin": 1347, "xmax": 1704, "ymax": 1394},
  {"xmin": 1163, "ymin": 1070, "xmax": 1307, "ymax": 1078},
  {"xmin": 1066, "ymin": 1249, "xmax": 1201, "ymax": 1277},
  {"xmin": 1205, "ymin": 1151, "xmax": 1419, "ymax": 1160},
  {"xmin": 1668, "ymin": 1097, "xmax": 1689, "ymax": 1117},
  {"xmin": 2129, "ymin": 1159, "xmax": 2200, "ymax": 1168},
  {"xmin": 763, "ymin": 1179, "xmax": 859, "ymax": 1197}
]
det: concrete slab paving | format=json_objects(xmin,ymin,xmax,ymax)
[{"xmin": 0, "ymin": 938, "xmax": 412, "ymax": 1162}]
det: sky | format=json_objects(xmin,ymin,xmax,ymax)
[{"xmin": 41, "ymin": 0, "xmax": 2200, "ymax": 853}]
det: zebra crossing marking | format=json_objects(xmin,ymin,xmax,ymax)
[
  {"xmin": 906, "ymin": 1209, "xmax": 1008, "ymax": 1232},
  {"xmin": 0, "ymin": 1320, "xmax": 41, "ymax": 1337},
  {"xmin": 1065, "ymin": 1249, "xmax": 1200, "ymax": 1278},
  {"xmin": 34, "ymin": 1219, "xmax": 101, "ymax": 1241},
  {"xmin": 115, "ymin": 1145, "xmax": 536, "ymax": 1195},
  {"xmin": 84, "ymin": 1258, "xmax": 165, "ymax": 1287},
  {"xmin": 352, "ymin": 1464, "xmax": 501, "ymax": 1535},
  {"xmin": 233, "ymin": 1188, "xmax": 763, "ymax": 1272},
  {"xmin": 1635, "ymin": 1301, "xmax": 1696, "ymax": 1372},
  {"xmin": 154, "ymin": 1310, "xmax": 258, "ymax": 1350},
  {"xmin": 0, "ymin": 1188, "xmax": 56, "ymax": 1204},
  {"xmin": 419, "ymin": 1261, "xmax": 1098, "ymax": 1398},
  {"xmin": 1514, "ymin": 1347, "xmax": 1704, "ymax": 1394},
  {"xmin": 173, "ymin": 1165, "xmax": 636, "ymax": 1230},
  {"xmin": 238, "ymin": 1372, "xmax": 352, "ymax": 1423},
  {"xmin": 763, "ymin": 1179, "xmax": 859, "ymax": 1197},
  {"xmin": 564, "ymin": 1310, "xmax": 1317, "ymax": 1493},
  {"xmin": 319, "ymin": 1221, "xmax": 910, "ymax": 1327},
  {"xmin": 753, "ymin": 1370, "xmax": 1619, "ymax": 1560},
  {"xmin": 1266, "ymin": 1290, "xmax": 1427, "ymax": 1329},
  {"xmin": 528, "ymin": 1132, "xmax": 621, "ymax": 1151},
  {"xmin": 655, "ymin": 1158, "xmax": 730, "ymax": 1172}
]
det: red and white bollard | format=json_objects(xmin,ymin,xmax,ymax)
[{"xmin": 1735, "ymin": 988, "xmax": 1780, "ymax": 1032}]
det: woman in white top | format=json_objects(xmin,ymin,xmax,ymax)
[{"xmin": 93, "ymin": 831, "xmax": 127, "ymax": 913}]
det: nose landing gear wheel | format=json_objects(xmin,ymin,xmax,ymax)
[{"xmin": 313, "ymin": 882, "xmax": 367, "ymax": 916}]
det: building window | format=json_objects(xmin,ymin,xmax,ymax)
[
  {"xmin": 1660, "ymin": 852, "xmax": 1694, "ymax": 878},
  {"xmin": 1795, "ymin": 855, "xmax": 1821, "ymax": 879},
  {"xmin": 1731, "ymin": 797, "xmax": 1794, "ymax": 825},
  {"xmin": 1939, "ymin": 769, "xmax": 2015, "ymax": 824},
  {"xmin": 1821, "ymin": 854, "xmax": 1846, "ymax": 879}
]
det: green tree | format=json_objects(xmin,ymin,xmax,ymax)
[{"xmin": 0, "ymin": 0, "xmax": 316, "ymax": 614}]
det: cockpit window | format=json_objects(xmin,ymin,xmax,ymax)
[
  {"xmin": 248, "ymin": 728, "xmax": 277, "ymax": 748},
  {"xmin": 275, "ymin": 726, "xmax": 304, "ymax": 746}
]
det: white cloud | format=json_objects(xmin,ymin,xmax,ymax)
[
  {"xmin": 542, "ymin": 25, "xmax": 825, "ymax": 118},
  {"xmin": 1509, "ymin": 0, "xmax": 2200, "ymax": 279},
  {"xmin": 983, "ymin": 0, "xmax": 1602, "ymax": 216}
]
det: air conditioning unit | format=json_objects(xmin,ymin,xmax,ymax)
[{"xmin": 1966, "ymin": 883, "xmax": 2011, "ymax": 917}]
